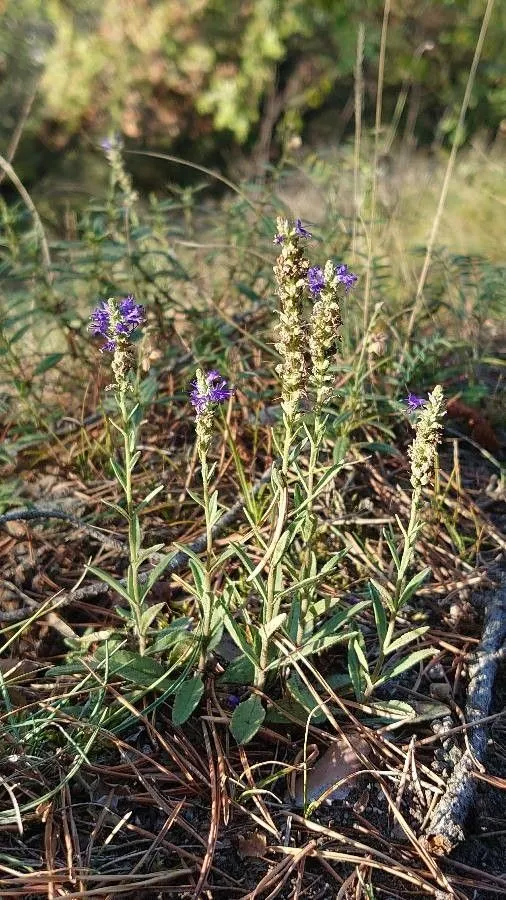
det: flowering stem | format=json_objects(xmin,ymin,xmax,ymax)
[
  {"xmin": 199, "ymin": 449, "xmax": 214, "ymax": 671},
  {"xmin": 256, "ymin": 412, "xmax": 296, "ymax": 688},
  {"xmin": 394, "ymin": 488, "xmax": 421, "ymax": 606},
  {"xmin": 297, "ymin": 411, "xmax": 323, "ymax": 644},
  {"xmin": 368, "ymin": 616, "xmax": 396, "ymax": 694},
  {"xmin": 189, "ymin": 369, "xmax": 232, "ymax": 670},
  {"xmin": 367, "ymin": 490, "xmax": 422, "ymax": 694},
  {"xmin": 368, "ymin": 379, "xmax": 446, "ymax": 697},
  {"xmin": 117, "ymin": 389, "xmax": 145, "ymax": 656}
]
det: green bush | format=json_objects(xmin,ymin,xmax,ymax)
[{"xmin": 2, "ymin": 0, "xmax": 505, "ymax": 186}]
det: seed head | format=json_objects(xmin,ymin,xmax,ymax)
[
  {"xmin": 273, "ymin": 217, "xmax": 311, "ymax": 423},
  {"xmin": 308, "ymin": 260, "xmax": 357, "ymax": 407},
  {"xmin": 408, "ymin": 385, "xmax": 446, "ymax": 495}
]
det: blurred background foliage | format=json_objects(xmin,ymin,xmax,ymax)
[{"xmin": 1, "ymin": 0, "xmax": 505, "ymax": 195}]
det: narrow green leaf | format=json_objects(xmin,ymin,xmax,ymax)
[
  {"xmin": 353, "ymin": 637, "xmax": 370, "ymax": 675},
  {"xmin": 223, "ymin": 614, "xmax": 260, "ymax": 667},
  {"xmin": 369, "ymin": 582, "xmax": 387, "ymax": 645},
  {"xmin": 110, "ymin": 458, "xmax": 127, "ymax": 491},
  {"xmin": 271, "ymin": 529, "xmax": 291, "ymax": 569},
  {"xmin": 101, "ymin": 498, "xmax": 129, "ymax": 521},
  {"xmin": 260, "ymin": 613, "xmax": 286, "ymax": 641},
  {"xmin": 398, "ymin": 567, "xmax": 431, "ymax": 607},
  {"xmin": 186, "ymin": 488, "xmax": 204, "ymax": 508},
  {"xmin": 376, "ymin": 648, "xmax": 435, "ymax": 686},
  {"xmin": 94, "ymin": 648, "xmax": 173, "ymax": 689},
  {"xmin": 172, "ymin": 675, "xmax": 204, "ymax": 725},
  {"xmin": 348, "ymin": 638, "xmax": 363, "ymax": 701},
  {"xmin": 370, "ymin": 577, "xmax": 394, "ymax": 614},
  {"xmin": 357, "ymin": 441, "xmax": 401, "ymax": 457},
  {"xmin": 127, "ymin": 403, "xmax": 140, "ymax": 422},
  {"xmin": 287, "ymin": 594, "xmax": 302, "ymax": 641},
  {"xmin": 136, "ymin": 484, "xmax": 164, "ymax": 513},
  {"xmin": 320, "ymin": 549, "xmax": 347, "ymax": 575},
  {"xmin": 209, "ymin": 490, "xmax": 221, "ymax": 528},
  {"xmin": 34, "ymin": 353, "xmax": 65, "ymax": 375},
  {"xmin": 230, "ymin": 695, "xmax": 265, "ymax": 744},
  {"xmin": 312, "ymin": 461, "xmax": 345, "ymax": 499},
  {"xmin": 9, "ymin": 324, "xmax": 31, "ymax": 345},
  {"xmin": 109, "ymin": 420, "xmax": 127, "ymax": 439},
  {"xmin": 231, "ymin": 544, "xmax": 267, "ymax": 601},
  {"xmin": 136, "ymin": 543, "xmax": 164, "ymax": 565},
  {"xmin": 87, "ymin": 565, "xmax": 131, "ymax": 603},
  {"xmin": 286, "ymin": 675, "xmax": 327, "ymax": 723},
  {"xmin": 139, "ymin": 550, "xmax": 178, "ymax": 600},
  {"xmin": 129, "ymin": 514, "xmax": 142, "ymax": 556},
  {"xmin": 146, "ymin": 619, "xmax": 192, "ymax": 655},
  {"xmin": 383, "ymin": 526, "xmax": 401, "ymax": 570},
  {"xmin": 384, "ymin": 625, "xmax": 429, "ymax": 655},
  {"xmin": 139, "ymin": 602, "xmax": 166, "ymax": 631},
  {"xmin": 277, "ymin": 629, "xmax": 358, "ymax": 665},
  {"xmin": 129, "ymin": 450, "xmax": 141, "ymax": 471},
  {"xmin": 265, "ymin": 698, "xmax": 312, "ymax": 725},
  {"xmin": 189, "ymin": 558, "xmax": 207, "ymax": 597}
]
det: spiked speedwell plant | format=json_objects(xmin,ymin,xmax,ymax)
[
  {"xmin": 85, "ymin": 221, "xmax": 445, "ymax": 744},
  {"xmin": 349, "ymin": 386, "xmax": 446, "ymax": 700},
  {"xmin": 88, "ymin": 295, "xmax": 175, "ymax": 656}
]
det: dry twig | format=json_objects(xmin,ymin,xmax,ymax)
[{"xmin": 422, "ymin": 574, "xmax": 506, "ymax": 854}]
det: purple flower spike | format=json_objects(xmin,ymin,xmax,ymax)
[
  {"xmin": 405, "ymin": 392, "xmax": 426, "ymax": 412},
  {"xmin": 90, "ymin": 301, "xmax": 111, "ymax": 338},
  {"xmin": 119, "ymin": 295, "xmax": 145, "ymax": 330},
  {"xmin": 308, "ymin": 265, "xmax": 325, "ymax": 295},
  {"xmin": 89, "ymin": 295, "xmax": 145, "ymax": 352},
  {"xmin": 100, "ymin": 134, "xmax": 122, "ymax": 152},
  {"xmin": 227, "ymin": 694, "xmax": 240, "ymax": 710},
  {"xmin": 274, "ymin": 233, "xmax": 285, "ymax": 245},
  {"xmin": 294, "ymin": 218, "xmax": 311, "ymax": 238},
  {"xmin": 336, "ymin": 264, "xmax": 358, "ymax": 292},
  {"xmin": 190, "ymin": 370, "xmax": 233, "ymax": 414}
]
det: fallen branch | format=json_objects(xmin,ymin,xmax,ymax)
[{"xmin": 422, "ymin": 574, "xmax": 506, "ymax": 854}]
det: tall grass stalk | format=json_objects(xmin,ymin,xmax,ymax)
[
  {"xmin": 404, "ymin": 0, "xmax": 497, "ymax": 344},
  {"xmin": 362, "ymin": 0, "xmax": 390, "ymax": 332}
]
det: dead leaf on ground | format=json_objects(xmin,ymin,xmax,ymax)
[
  {"xmin": 292, "ymin": 733, "xmax": 372, "ymax": 806},
  {"xmin": 237, "ymin": 831, "xmax": 268, "ymax": 858}
]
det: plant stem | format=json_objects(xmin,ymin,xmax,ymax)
[
  {"xmin": 394, "ymin": 487, "xmax": 421, "ymax": 607},
  {"xmin": 118, "ymin": 390, "xmax": 145, "ymax": 655},
  {"xmin": 199, "ymin": 451, "xmax": 214, "ymax": 671},
  {"xmin": 256, "ymin": 415, "xmax": 294, "ymax": 688},
  {"xmin": 297, "ymin": 414, "xmax": 322, "ymax": 644},
  {"xmin": 368, "ymin": 615, "xmax": 396, "ymax": 694},
  {"xmin": 368, "ymin": 487, "xmax": 421, "ymax": 693}
]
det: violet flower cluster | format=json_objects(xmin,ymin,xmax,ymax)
[
  {"xmin": 405, "ymin": 392, "xmax": 426, "ymax": 412},
  {"xmin": 308, "ymin": 263, "xmax": 358, "ymax": 295},
  {"xmin": 274, "ymin": 218, "xmax": 312, "ymax": 244},
  {"xmin": 90, "ymin": 296, "xmax": 145, "ymax": 352},
  {"xmin": 190, "ymin": 369, "xmax": 233, "ymax": 459},
  {"xmin": 190, "ymin": 370, "xmax": 233, "ymax": 413}
]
